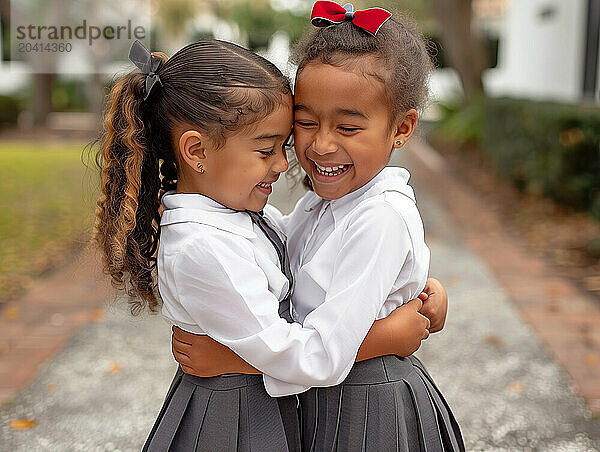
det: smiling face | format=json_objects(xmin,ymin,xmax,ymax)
[
  {"xmin": 293, "ymin": 62, "xmax": 414, "ymax": 200},
  {"xmin": 177, "ymin": 93, "xmax": 293, "ymax": 212}
]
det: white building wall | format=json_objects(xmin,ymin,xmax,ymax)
[{"xmin": 484, "ymin": 0, "xmax": 588, "ymax": 103}]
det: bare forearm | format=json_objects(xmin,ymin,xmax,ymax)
[{"xmin": 356, "ymin": 318, "xmax": 394, "ymax": 361}]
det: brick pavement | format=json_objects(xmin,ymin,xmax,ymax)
[
  {"xmin": 405, "ymin": 139, "xmax": 600, "ymax": 416},
  {"xmin": 0, "ymin": 247, "xmax": 112, "ymax": 406},
  {"xmin": 1, "ymin": 138, "xmax": 598, "ymax": 419}
]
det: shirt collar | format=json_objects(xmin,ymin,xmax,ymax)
[
  {"xmin": 303, "ymin": 167, "xmax": 415, "ymax": 225},
  {"xmin": 160, "ymin": 191, "xmax": 257, "ymax": 239}
]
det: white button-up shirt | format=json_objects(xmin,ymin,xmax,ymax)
[
  {"xmin": 158, "ymin": 192, "xmax": 360, "ymax": 396},
  {"xmin": 158, "ymin": 166, "xmax": 429, "ymax": 397},
  {"xmin": 265, "ymin": 167, "xmax": 430, "ymax": 396}
]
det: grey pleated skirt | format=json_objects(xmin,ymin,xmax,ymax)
[
  {"xmin": 298, "ymin": 355, "xmax": 464, "ymax": 452},
  {"xmin": 143, "ymin": 367, "xmax": 301, "ymax": 452}
]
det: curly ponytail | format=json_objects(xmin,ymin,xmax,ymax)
[
  {"xmin": 95, "ymin": 41, "xmax": 290, "ymax": 314},
  {"xmin": 95, "ymin": 52, "xmax": 170, "ymax": 313}
]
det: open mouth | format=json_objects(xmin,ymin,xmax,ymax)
[
  {"xmin": 256, "ymin": 181, "xmax": 274, "ymax": 195},
  {"xmin": 311, "ymin": 160, "xmax": 353, "ymax": 182}
]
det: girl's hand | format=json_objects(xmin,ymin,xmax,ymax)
[
  {"xmin": 418, "ymin": 277, "xmax": 448, "ymax": 333},
  {"xmin": 172, "ymin": 277, "xmax": 444, "ymax": 376},
  {"xmin": 356, "ymin": 297, "xmax": 430, "ymax": 361},
  {"xmin": 171, "ymin": 326, "xmax": 260, "ymax": 377}
]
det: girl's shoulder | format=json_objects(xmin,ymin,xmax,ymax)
[
  {"xmin": 160, "ymin": 209, "xmax": 258, "ymax": 263},
  {"xmin": 164, "ymin": 225, "xmax": 259, "ymax": 282},
  {"xmin": 342, "ymin": 175, "xmax": 423, "ymax": 235},
  {"xmin": 352, "ymin": 168, "xmax": 419, "ymax": 217}
]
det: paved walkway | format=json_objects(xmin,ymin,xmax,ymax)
[{"xmin": 1, "ymin": 143, "xmax": 599, "ymax": 451}]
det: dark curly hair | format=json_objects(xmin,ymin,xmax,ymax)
[
  {"xmin": 94, "ymin": 40, "xmax": 291, "ymax": 314},
  {"xmin": 290, "ymin": 11, "xmax": 434, "ymax": 190},
  {"xmin": 292, "ymin": 14, "xmax": 434, "ymax": 118}
]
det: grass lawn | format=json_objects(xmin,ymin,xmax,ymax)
[{"xmin": 0, "ymin": 141, "xmax": 99, "ymax": 303}]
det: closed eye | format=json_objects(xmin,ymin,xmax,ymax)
[
  {"xmin": 295, "ymin": 120, "xmax": 317, "ymax": 128},
  {"xmin": 256, "ymin": 149, "xmax": 275, "ymax": 156},
  {"xmin": 338, "ymin": 126, "xmax": 361, "ymax": 133}
]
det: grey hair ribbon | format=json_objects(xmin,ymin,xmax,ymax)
[{"xmin": 128, "ymin": 39, "xmax": 163, "ymax": 101}]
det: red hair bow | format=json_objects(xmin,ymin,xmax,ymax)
[{"xmin": 310, "ymin": 1, "xmax": 392, "ymax": 36}]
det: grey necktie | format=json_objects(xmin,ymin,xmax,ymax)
[{"xmin": 246, "ymin": 210, "xmax": 293, "ymax": 322}]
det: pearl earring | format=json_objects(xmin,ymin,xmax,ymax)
[{"xmin": 196, "ymin": 163, "xmax": 205, "ymax": 173}]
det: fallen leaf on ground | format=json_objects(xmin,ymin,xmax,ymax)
[
  {"xmin": 10, "ymin": 419, "xmax": 36, "ymax": 430},
  {"xmin": 508, "ymin": 382, "xmax": 524, "ymax": 393},
  {"xmin": 585, "ymin": 354, "xmax": 599, "ymax": 367},
  {"xmin": 483, "ymin": 335, "xmax": 504, "ymax": 348},
  {"xmin": 5, "ymin": 305, "xmax": 19, "ymax": 320},
  {"xmin": 108, "ymin": 362, "xmax": 122, "ymax": 374}
]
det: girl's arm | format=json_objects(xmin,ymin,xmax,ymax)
[
  {"xmin": 172, "ymin": 232, "xmax": 420, "ymax": 395},
  {"xmin": 172, "ymin": 278, "xmax": 447, "ymax": 376},
  {"xmin": 172, "ymin": 202, "xmax": 432, "ymax": 396}
]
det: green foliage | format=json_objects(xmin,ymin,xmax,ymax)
[
  {"xmin": 212, "ymin": 0, "xmax": 437, "ymax": 50},
  {"xmin": 483, "ymin": 98, "xmax": 600, "ymax": 220},
  {"xmin": 435, "ymin": 95, "xmax": 600, "ymax": 222},
  {"xmin": 353, "ymin": 0, "xmax": 436, "ymax": 32},
  {"xmin": 0, "ymin": 141, "xmax": 97, "ymax": 301},
  {"xmin": 51, "ymin": 80, "xmax": 88, "ymax": 112},
  {"xmin": 0, "ymin": 96, "xmax": 23, "ymax": 127},
  {"xmin": 215, "ymin": 0, "xmax": 310, "ymax": 49},
  {"xmin": 435, "ymin": 94, "xmax": 486, "ymax": 147}
]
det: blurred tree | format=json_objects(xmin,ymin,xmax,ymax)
[
  {"xmin": 32, "ymin": 74, "xmax": 55, "ymax": 125},
  {"xmin": 0, "ymin": 0, "xmax": 9, "ymax": 61},
  {"xmin": 430, "ymin": 0, "xmax": 487, "ymax": 100},
  {"xmin": 347, "ymin": 0, "xmax": 489, "ymax": 101},
  {"xmin": 153, "ymin": 0, "xmax": 199, "ymax": 52},
  {"xmin": 212, "ymin": 0, "xmax": 309, "ymax": 49},
  {"xmin": 353, "ymin": 0, "xmax": 436, "ymax": 33}
]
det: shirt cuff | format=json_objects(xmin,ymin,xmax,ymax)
[{"xmin": 262, "ymin": 374, "xmax": 311, "ymax": 397}]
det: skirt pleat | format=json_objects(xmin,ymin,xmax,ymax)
[
  {"xmin": 170, "ymin": 385, "xmax": 212, "ymax": 450},
  {"xmin": 365, "ymin": 382, "xmax": 398, "ymax": 450},
  {"xmin": 246, "ymin": 381, "xmax": 292, "ymax": 451},
  {"xmin": 392, "ymin": 383, "xmax": 416, "ymax": 451},
  {"xmin": 335, "ymin": 385, "xmax": 368, "ymax": 452},
  {"xmin": 277, "ymin": 393, "xmax": 302, "ymax": 450},
  {"xmin": 412, "ymin": 365, "xmax": 465, "ymax": 452},
  {"xmin": 299, "ymin": 355, "xmax": 464, "ymax": 452},
  {"xmin": 143, "ymin": 367, "xmax": 301, "ymax": 452},
  {"xmin": 144, "ymin": 378, "xmax": 197, "ymax": 451},
  {"xmin": 301, "ymin": 385, "xmax": 319, "ymax": 452},
  {"xmin": 142, "ymin": 368, "xmax": 184, "ymax": 450},
  {"xmin": 238, "ymin": 386, "xmax": 250, "ymax": 451},
  {"xmin": 402, "ymin": 370, "xmax": 445, "ymax": 450},
  {"xmin": 195, "ymin": 386, "xmax": 240, "ymax": 450},
  {"xmin": 322, "ymin": 385, "xmax": 343, "ymax": 450}
]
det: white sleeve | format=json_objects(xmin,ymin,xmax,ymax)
[
  {"xmin": 262, "ymin": 200, "xmax": 416, "ymax": 395},
  {"xmin": 173, "ymin": 233, "xmax": 354, "ymax": 396}
]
